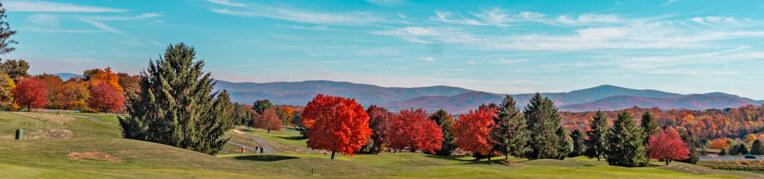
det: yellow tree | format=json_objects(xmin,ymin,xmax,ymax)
[{"xmin": 744, "ymin": 134, "xmax": 758, "ymax": 144}]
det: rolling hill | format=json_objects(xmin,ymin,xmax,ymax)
[{"xmin": 212, "ymin": 80, "xmax": 762, "ymax": 113}]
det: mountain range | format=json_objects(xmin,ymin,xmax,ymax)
[
  {"xmin": 213, "ymin": 80, "xmax": 764, "ymax": 113},
  {"xmin": 49, "ymin": 73, "xmax": 762, "ymax": 113}
]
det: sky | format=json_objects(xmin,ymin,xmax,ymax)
[{"xmin": 4, "ymin": 0, "xmax": 764, "ymax": 99}]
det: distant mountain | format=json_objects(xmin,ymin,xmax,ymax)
[
  {"xmin": 51, "ymin": 73, "xmax": 81, "ymax": 80},
  {"xmin": 559, "ymin": 94, "xmax": 757, "ymax": 112},
  {"xmin": 381, "ymin": 85, "xmax": 689, "ymax": 113},
  {"xmin": 216, "ymin": 80, "xmax": 474, "ymax": 106},
  {"xmin": 215, "ymin": 80, "xmax": 761, "ymax": 113}
]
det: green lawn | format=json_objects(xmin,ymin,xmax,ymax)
[{"xmin": 0, "ymin": 111, "xmax": 762, "ymax": 178}]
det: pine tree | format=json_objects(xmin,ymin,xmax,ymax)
[
  {"xmin": 118, "ymin": 43, "xmax": 235, "ymax": 155},
  {"xmin": 524, "ymin": 93, "xmax": 562, "ymax": 160},
  {"xmin": 253, "ymin": 99, "xmax": 273, "ymax": 115},
  {"xmin": 679, "ymin": 130, "xmax": 699, "ymax": 164},
  {"xmin": 605, "ymin": 111, "xmax": 648, "ymax": 167},
  {"xmin": 430, "ymin": 109, "xmax": 457, "ymax": 156},
  {"xmin": 585, "ymin": 111, "xmax": 608, "ymax": 161},
  {"xmin": 570, "ymin": 129, "xmax": 587, "ymax": 157},
  {"xmin": 641, "ymin": 111, "xmax": 659, "ymax": 145},
  {"xmin": 492, "ymin": 95, "xmax": 527, "ymax": 160},
  {"xmin": 0, "ymin": 2, "xmax": 17, "ymax": 55},
  {"xmin": 751, "ymin": 140, "xmax": 764, "ymax": 155},
  {"xmin": 557, "ymin": 128, "xmax": 573, "ymax": 160}
]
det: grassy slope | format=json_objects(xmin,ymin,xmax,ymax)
[{"xmin": 0, "ymin": 111, "xmax": 760, "ymax": 178}]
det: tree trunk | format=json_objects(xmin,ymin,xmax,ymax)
[
  {"xmin": 267, "ymin": 129, "xmax": 270, "ymax": 133},
  {"xmin": 331, "ymin": 151, "xmax": 336, "ymax": 160},
  {"xmin": 666, "ymin": 159, "xmax": 669, "ymax": 165},
  {"xmin": 505, "ymin": 153, "xmax": 509, "ymax": 160}
]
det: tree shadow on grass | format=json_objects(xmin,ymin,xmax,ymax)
[
  {"xmin": 425, "ymin": 154, "xmax": 530, "ymax": 166},
  {"xmin": 279, "ymin": 136, "xmax": 307, "ymax": 141},
  {"xmin": 238, "ymin": 128, "xmax": 254, "ymax": 132},
  {"xmin": 235, "ymin": 155, "xmax": 299, "ymax": 162}
]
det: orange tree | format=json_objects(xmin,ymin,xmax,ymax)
[
  {"xmin": 87, "ymin": 83, "xmax": 125, "ymax": 113},
  {"xmin": 12, "ymin": 77, "xmax": 47, "ymax": 110},
  {"xmin": 648, "ymin": 127, "xmax": 689, "ymax": 165},
  {"xmin": 452, "ymin": 106, "xmax": 497, "ymax": 159},
  {"xmin": 387, "ymin": 108, "xmax": 443, "ymax": 153},
  {"xmin": 302, "ymin": 94, "xmax": 370, "ymax": 159}
]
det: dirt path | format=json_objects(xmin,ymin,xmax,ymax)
[
  {"xmin": 245, "ymin": 134, "xmax": 275, "ymax": 153},
  {"xmin": 77, "ymin": 115, "xmax": 117, "ymax": 126}
]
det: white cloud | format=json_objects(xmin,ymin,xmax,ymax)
[
  {"xmin": 497, "ymin": 58, "xmax": 527, "ymax": 64},
  {"xmin": 365, "ymin": 0, "xmax": 407, "ymax": 6},
  {"xmin": 288, "ymin": 25, "xmax": 328, "ymax": 31},
  {"xmin": 5, "ymin": 1, "xmax": 126, "ymax": 12},
  {"xmin": 555, "ymin": 14, "xmax": 624, "ymax": 25},
  {"xmin": 151, "ymin": 20, "xmax": 164, "ymax": 24},
  {"xmin": 27, "ymin": 14, "xmax": 61, "ymax": 26},
  {"xmin": 662, "ymin": 0, "xmax": 679, "ymax": 7},
  {"xmin": 430, "ymin": 11, "xmax": 486, "ymax": 26},
  {"xmin": 79, "ymin": 19, "xmax": 123, "ymax": 34},
  {"xmin": 422, "ymin": 57, "xmax": 436, "ymax": 62},
  {"xmin": 78, "ymin": 13, "xmax": 162, "ymax": 35},
  {"xmin": 467, "ymin": 60, "xmax": 477, "ymax": 65},
  {"xmin": 206, "ymin": 0, "xmax": 246, "ymax": 7},
  {"xmin": 211, "ymin": 5, "xmax": 386, "ymax": 25},
  {"xmin": 690, "ymin": 16, "xmax": 740, "ymax": 25}
]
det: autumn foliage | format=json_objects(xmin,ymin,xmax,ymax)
[
  {"xmin": 707, "ymin": 138, "xmax": 733, "ymax": 149},
  {"xmin": 87, "ymin": 83, "xmax": 125, "ymax": 112},
  {"xmin": 12, "ymin": 77, "xmax": 47, "ymax": 110},
  {"xmin": 256, "ymin": 109, "xmax": 282, "ymax": 133},
  {"xmin": 648, "ymin": 127, "xmax": 689, "ymax": 165},
  {"xmin": 387, "ymin": 108, "xmax": 443, "ymax": 153},
  {"xmin": 84, "ymin": 67, "xmax": 123, "ymax": 92},
  {"xmin": 367, "ymin": 105, "xmax": 395, "ymax": 152},
  {"xmin": 452, "ymin": 107, "xmax": 497, "ymax": 156},
  {"xmin": 302, "ymin": 94, "xmax": 371, "ymax": 159}
]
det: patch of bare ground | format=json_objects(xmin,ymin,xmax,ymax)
[
  {"xmin": 68, "ymin": 152, "xmax": 122, "ymax": 162},
  {"xmin": 16, "ymin": 113, "xmax": 75, "ymax": 125},
  {"xmin": 500, "ymin": 160, "xmax": 527, "ymax": 167},
  {"xmin": 30, "ymin": 129, "xmax": 73, "ymax": 139}
]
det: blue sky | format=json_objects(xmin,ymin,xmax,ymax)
[{"xmin": 4, "ymin": 0, "xmax": 764, "ymax": 99}]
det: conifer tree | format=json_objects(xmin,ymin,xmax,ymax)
[
  {"xmin": 585, "ymin": 111, "xmax": 608, "ymax": 161},
  {"xmin": 524, "ymin": 93, "xmax": 563, "ymax": 160},
  {"xmin": 119, "ymin": 43, "xmax": 235, "ymax": 155},
  {"xmin": 253, "ymin": 99, "xmax": 273, "ymax": 115},
  {"xmin": 430, "ymin": 109, "xmax": 457, "ymax": 156},
  {"xmin": 557, "ymin": 128, "xmax": 573, "ymax": 159},
  {"xmin": 641, "ymin": 111, "xmax": 659, "ymax": 145},
  {"xmin": 605, "ymin": 111, "xmax": 648, "ymax": 167},
  {"xmin": 751, "ymin": 140, "xmax": 764, "ymax": 155},
  {"xmin": 679, "ymin": 130, "xmax": 699, "ymax": 164},
  {"xmin": 492, "ymin": 95, "xmax": 527, "ymax": 160},
  {"xmin": 570, "ymin": 129, "xmax": 587, "ymax": 157}
]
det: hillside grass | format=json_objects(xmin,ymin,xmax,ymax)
[{"xmin": 0, "ymin": 111, "xmax": 761, "ymax": 178}]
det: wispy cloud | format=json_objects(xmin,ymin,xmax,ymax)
[
  {"xmin": 662, "ymin": 0, "xmax": 679, "ymax": 7},
  {"xmin": 206, "ymin": 0, "xmax": 246, "ymax": 7},
  {"xmin": 365, "ymin": 0, "xmax": 407, "ymax": 6},
  {"xmin": 497, "ymin": 58, "xmax": 527, "ymax": 64},
  {"xmin": 422, "ymin": 56, "xmax": 436, "ymax": 62},
  {"xmin": 26, "ymin": 14, "xmax": 61, "ymax": 26},
  {"xmin": 287, "ymin": 25, "xmax": 329, "ymax": 31},
  {"xmin": 78, "ymin": 13, "xmax": 162, "ymax": 35},
  {"xmin": 211, "ymin": 4, "xmax": 387, "ymax": 25},
  {"xmin": 431, "ymin": 8, "xmax": 627, "ymax": 27},
  {"xmin": 5, "ymin": 1, "xmax": 126, "ymax": 12}
]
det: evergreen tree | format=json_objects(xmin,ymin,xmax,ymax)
[
  {"xmin": 119, "ymin": 43, "xmax": 235, "ymax": 155},
  {"xmin": 429, "ymin": 109, "xmax": 457, "ymax": 156},
  {"xmin": 641, "ymin": 111, "xmax": 659, "ymax": 145},
  {"xmin": 0, "ymin": 2, "xmax": 17, "ymax": 55},
  {"xmin": 252, "ymin": 99, "xmax": 273, "ymax": 115},
  {"xmin": 585, "ymin": 111, "xmax": 608, "ymax": 161},
  {"xmin": 751, "ymin": 140, "xmax": 764, "ymax": 155},
  {"xmin": 570, "ymin": 129, "xmax": 587, "ymax": 157},
  {"xmin": 679, "ymin": 131, "xmax": 699, "ymax": 164},
  {"xmin": 729, "ymin": 143, "xmax": 749, "ymax": 155},
  {"xmin": 605, "ymin": 111, "xmax": 648, "ymax": 167},
  {"xmin": 719, "ymin": 148, "xmax": 727, "ymax": 156},
  {"xmin": 492, "ymin": 95, "xmax": 527, "ymax": 160},
  {"xmin": 557, "ymin": 128, "xmax": 573, "ymax": 160},
  {"xmin": 524, "ymin": 93, "xmax": 563, "ymax": 160}
]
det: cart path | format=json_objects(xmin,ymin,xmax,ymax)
[{"xmin": 77, "ymin": 115, "xmax": 118, "ymax": 126}]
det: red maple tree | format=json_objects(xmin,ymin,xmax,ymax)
[
  {"xmin": 452, "ymin": 106, "xmax": 496, "ymax": 157},
  {"xmin": 302, "ymin": 94, "xmax": 371, "ymax": 159},
  {"xmin": 87, "ymin": 83, "xmax": 125, "ymax": 112},
  {"xmin": 367, "ymin": 105, "xmax": 396, "ymax": 152},
  {"xmin": 387, "ymin": 108, "xmax": 443, "ymax": 153},
  {"xmin": 256, "ymin": 109, "xmax": 282, "ymax": 133},
  {"xmin": 648, "ymin": 127, "xmax": 689, "ymax": 165},
  {"xmin": 12, "ymin": 77, "xmax": 48, "ymax": 110}
]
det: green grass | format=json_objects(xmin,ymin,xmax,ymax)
[
  {"xmin": 74, "ymin": 113, "xmax": 123, "ymax": 126},
  {"xmin": 0, "ymin": 111, "xmax": 762, "ymax": 178}
]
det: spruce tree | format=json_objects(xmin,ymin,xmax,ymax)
[
  {"xmin": 605, "ymin": 111, "xmax": 648, "ymax": 167},
  {"xmin": 751, "ymin": 140, "xmax": 764, "ymax": 155},
  {"xmin": 585, "ymin": 111, "xmax": 608, "ymax": 161},
  {"xmin": 640, "ymin": 111, "xmax": 659, "ymax": 145},
  {"xmin": 570, "ymin": 129, "xmax": 587, "ymax": 157},
  {"xmin": 679, "ymin": 131, "xmax": 699, "ymax": 164},
  {"xmin": 119, "ymin": 43, "xmax": 235, "ymax": 155},
  {"xmin": 492, "ymin": 95, "xmax": 527, "ymax": 160},
  {"xmin": 429, "ymin": 109, "xmax": 457, "ymax": 156},
  {"xmin": 253, "ymin": 99, "xmax": 273, "ymax": 115},
  {"xmin": 557, "ymin": 128, "xmax": 573, "ymax": 160},
  {"xmin": 524, "ymin": 93, "xmax": 562, "ymax": 160}
]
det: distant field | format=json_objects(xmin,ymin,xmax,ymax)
[{"xmin": 1, "ymin": 111, "xmax": 762, "ymax": 178}]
